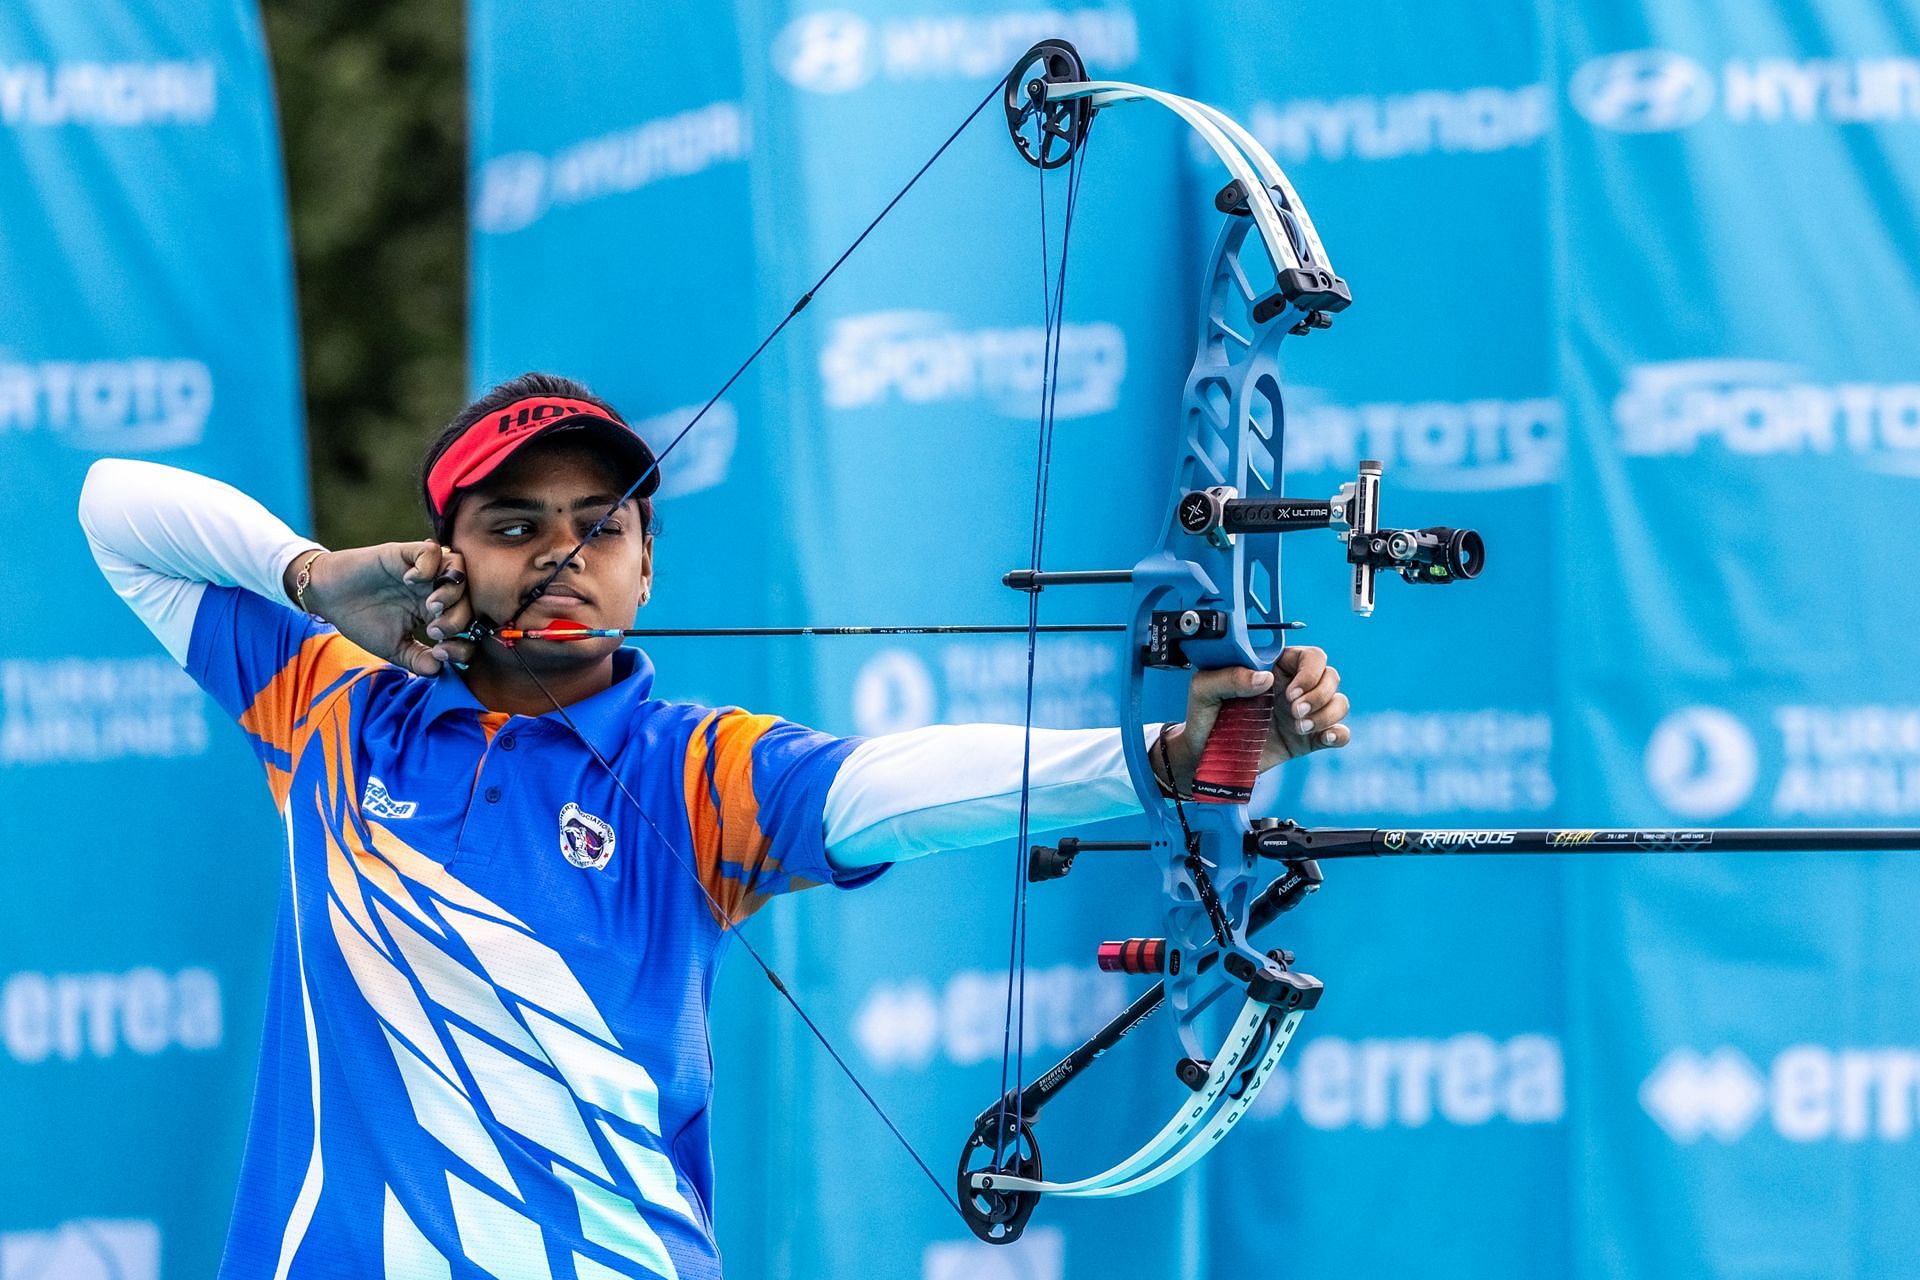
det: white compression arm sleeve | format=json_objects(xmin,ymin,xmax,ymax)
[
  {"xmin": 823, "ymin": 723, "xmax": 1162, "ymax": 869},
  {"xmin": 78, "ymin": 458, "xmax": 322, "ymax": 664}
]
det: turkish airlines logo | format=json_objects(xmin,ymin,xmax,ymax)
[
  {"xmin": 640, "ymin": 401, "xmax": 740, "ymax": 500},
  {"xmin": 1301, "ymin": 709, "xmax": 1555, "ymax": 820},
  {"xmin": 1644, "ymin": 707, "xmax": 1759, "ymax": 820},
  {"xmin": 850, "ymin": 641, "xmax": 1119, "ymax": 737},
  {"xmin": 852, "ymin": 650, "xmax": 938, "ymax": 735},
  {"xmin": 1570, "ymin": 50, "xmax": 1715, "ymax": 132},
  {"xmin": 1643, "ymin": 703, "xmax": 1920, "ymax": 821},
  {"xmin": 0, "ymin": 657, "xmax": 209, "ymax": 766},
  {"xmin": 473, "ymin": 152, "xmax": 545, "ymax": 234}
]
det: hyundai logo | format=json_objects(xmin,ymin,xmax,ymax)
[
  {"xmin": 773, "ymin": 12, "xmax": 874, "ymax": 94},
  {"xmin": 1570, "ymin": 49, "xmax": 1715, "ymax": 132}
]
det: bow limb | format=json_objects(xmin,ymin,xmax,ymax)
[
  {"xmin": 1170, "ymin": 93, "xmax": 1337, "ymax": 270},
  {"xmin": 1064, "ymin": 1004, "xmax": 1301, "ymax": 1199},
  {"xmin": 988, "ymin": 1003, "xmax": 1303, "ymax": 1202},
  {"xmin": 973, "ymin": 997, "xmax": 1267, "ymax": 1197},
  {"xmin": 1048, "ymin": 79, "xmax": 1326, "ymax": 260},
  {"xmin": 1045, "ymin": 79, "xmax": 1306, "ymax": 275},
  {"xmin": 967, "ymin": 995, "xmax": 1289, "ymax": 1198}
]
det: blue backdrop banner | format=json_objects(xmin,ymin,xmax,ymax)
[
  {"xmin": 470, "ymin": 3, "xmax": 1920, "ymax": 1277},
  {"xmin": 1552, "ymin": 4, "xmax": 1920, "ymax": 1277},
  {"xmin": 0, "ymin": 3, "xmax": 305, "ymax": 1277}
]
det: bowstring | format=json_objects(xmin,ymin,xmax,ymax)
[
  {"xmin": 992, "ymin": 122, "xmax": 1090, "ymax": 1166},
  {"xmin": 478, "ymin": 76, "xmax": 1023, "ymax": 1222}
]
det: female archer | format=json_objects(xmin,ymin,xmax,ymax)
[{"xmin": 79, "ymin": 370, "xmax": 1351, "ymax": 1280}]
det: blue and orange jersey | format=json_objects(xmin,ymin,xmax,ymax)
[{"xmin": 186, "ymin": 585, "xmax": 874, "ymax": 1280}]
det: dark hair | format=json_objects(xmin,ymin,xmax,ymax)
[{"xmin": 420, "ymin": 371, "xmax": 654, "ymax": 540}]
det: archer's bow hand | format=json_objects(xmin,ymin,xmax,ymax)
[
  {"xmin": 1266, "ymin": 646, "xmax": 1351, "ymax": 762},
  {"xmin": 285, "ymin": 542, "xmax": 476, "ymax": 676},
  {"xmin": 1159, "ymin": 647, "xmax": 1352, "ymax": 791}
]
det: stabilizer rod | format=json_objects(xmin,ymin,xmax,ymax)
[{"xmin": 1248, "ymin": 820, "xmax": 1920, "ymax": 859}]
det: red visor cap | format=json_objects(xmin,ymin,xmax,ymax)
[{"xmin": 427, "ymin": 395, "xmax": 660, "ymax": 518}]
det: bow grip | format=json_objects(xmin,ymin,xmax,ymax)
[{"xmin": 1191, "ymin": 691, "xmax": 1274, "ymax": 804}]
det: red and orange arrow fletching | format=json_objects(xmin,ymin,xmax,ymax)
[{"xmin": 493, "ymin": 619, "xmax": 616, "ymax": 642}]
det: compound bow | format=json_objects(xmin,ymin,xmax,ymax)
[
  {"xmin": 464, "ymin": 36, "xmax": 1916, "ymax": 1251},
  {"xmin": 951, "ymin": 40, "xmax": 1483, "ymax": 1242}
]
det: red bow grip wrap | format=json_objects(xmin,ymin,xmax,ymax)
[{"xmin": 1189, "ymin": 690, "xmax": 1275, "ymax": 804}]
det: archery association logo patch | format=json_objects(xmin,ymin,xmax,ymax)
[{"xmin": 558, "ymin": 802, "xmax": 616, "ymax": 870}]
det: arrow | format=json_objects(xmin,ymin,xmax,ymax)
[{"xmin": 492, "ymin": 620, "xmax": 1305, "ymax": 642}]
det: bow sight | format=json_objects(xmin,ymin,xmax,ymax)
[{"xmin": 1176, "ymin": 459, "xmax": 1486, "ymax": 614}]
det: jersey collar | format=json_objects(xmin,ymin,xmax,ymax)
[{"xmin": 420, "ymin": 646, "xmax": 656, "ymax": 733}]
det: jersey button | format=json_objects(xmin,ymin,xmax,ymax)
[
  {"xmin": 484, "ymin": 786, "xmax": 502, "ymax": 804},
  {"xmin": 498, "ymin": 733, "xmax": 517, "ymax": 751}
]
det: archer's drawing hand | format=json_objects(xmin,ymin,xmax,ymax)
[
  {"xmin": 1160, "ymin": 647, "xmax": 1352, "ymax": 791},
  {"xmin": 285, "ymin": 543, "xmax": 477, "ymax": 676}
]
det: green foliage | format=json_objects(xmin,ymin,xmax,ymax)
[{"xmin": 262, "ymin": 0, "xmax": 466, "ymax": 549}]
